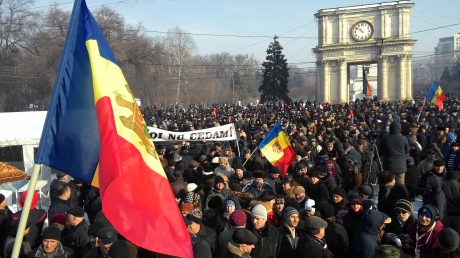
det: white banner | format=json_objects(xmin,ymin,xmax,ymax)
[{"xmin": 148, "ymin": 124, "xmax": 237, "ymax": 142}]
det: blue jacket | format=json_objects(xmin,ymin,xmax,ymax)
[{"xmin": 352, "ymin": 210, "xmax": 388, "ymax": 258}]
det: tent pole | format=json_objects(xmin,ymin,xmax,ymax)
[{"xmin": 11, "ymin": 164, "xmax": 41, "ymax": 258}]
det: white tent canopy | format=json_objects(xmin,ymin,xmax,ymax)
[{"xmin": 0, "ymin": 111, "xmax": 47, "ymax": 174}]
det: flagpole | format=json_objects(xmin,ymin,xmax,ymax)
[
  {"xmin": 416, "ymin": 100, "xmax": 426, "ymax": 122},
  {"xmin": 243, "ymin": 147, "xmax": 259, "ymax": 166},
  {"xmin": 11, "ymin": 164, "xmax": 41, "ymax": 258}
]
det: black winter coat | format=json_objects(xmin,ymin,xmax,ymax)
[
  {"xmin": 249, "ymin": 223, "xmax": 281, "ymax": 258},
  {"xmin": 62, "ymin": 220, "xmax": 90, "ymax": 257},
  {"xmin": 277, "ymin": 222, "xmax": 300, "ymax": 258},
  {"xmin": 379, "ymin": 121, "xmax": 410, "ymax": 174},
  {"xmin": 377, "ymin": 181, "xmax": 409, "ymax": 218},
  {"xmin": 308, "ymin": 181, "xmax": 330, "ymax": 203},
  {"xmin": 405, "ymin": 164, "xmax": 420, "ymax": 199},
  {"xmin": 297, "ymin": 234, "xmax": 334, "ymax": 258},
  {"xmin": 48, "ymin": 198, "xmax": 71, "ymax": 221},
  {"xmin": 191, "ymin": 224, "xmax": 217, "ymax": 253},
  {"xmin": 426, "ymin": 175, "xmax": 446, "ymax": 220},
  {"xmin": 324, "ymin": 218, "xmax": 350, "ymax": 258}
]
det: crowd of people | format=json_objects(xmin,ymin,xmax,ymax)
[{"xmin": 1, "ymin": 96, "xmax": 460, "ymax": 257}]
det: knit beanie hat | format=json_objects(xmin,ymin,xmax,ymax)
[
  {"xmin": 283, "ymin": 207, "xmax": 299, "ymax": 220},
  {"xmin": 332, "ymin": 187, "xmax": 346, "ymax": 198},
  {"xmin": 229, "ymin": 210, "xmax": 247, "ymax": 227},
  {"xmin": 225, "ymin": 199, "xmax": 236, "ymax": 207},
  {"xmin": 108, "ymin": 240, "xmax": 130, "ymax": 258},
  {"xmin": 50, "ymin": 214, "xmax": 67, "ymax": 226},
  {"xmin": 394, "ymin": 199, "xmax": 413, "ymax": 214},
  {"xmin": 184, "ymin": 192, "xmax": 200, "ymax": 204},
  {"xmin": 215, "ymin": 176, "xmax": 225, "ymax": 185},
  {"xmin": 438, "ymin": 228, "xmax": 460, "ymax": 251},
  {"xmin": 418, "ymin": 205, "xmax": 438, "ymax": 224},
  {"xmin": 42, "ymin": 226, "xmax": 61, "ymax": 241},
  {"xmin": 251, "ymin": 204, "xmax": 267, "ymax": 220},
  {"xmin": 193, "ymin": 241, "xmax": 212, "ymax": 258}
]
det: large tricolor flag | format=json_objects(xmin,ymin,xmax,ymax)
[
  {"xmin": 34, "ymin": 0, "xmax": 193, "ymax": 257},
  {"xmin": 426, "ymin": 80, "xmax": 446, "ymax": 111},
  {"xmin": 258, "ymin": 121, "xmax": 297, "ymax": 178},
  {"xmin": 363, "ymin": 66, "xmax": 373, "ymax": 97}
]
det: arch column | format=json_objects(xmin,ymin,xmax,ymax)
[
  {"xmin": 323, "ymin": 61, "xmax": 330, "ymax": 102},
  {"xmin": 338, "ymin": 59, "xmax": 348, "ymax": 102},
  {"xmin": 406, "ymin": 55, "xmax": 413, "ymax": 99},
  {"xmin": 399, "ymin": 54, "xmax": 406, "ymax": 99},
  {"xmin": 378, "ymin": 56, "xmax": 389, "ymax": 101}
]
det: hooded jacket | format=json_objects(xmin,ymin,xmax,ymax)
[
  {"xmin": 379, "ymin": 121, "xmax": 410, "ymax": 174},
  {"xmin": 426, "ymin": 175, "xmax": 446, "ymax": 220},
  {"xmin": 352, "ymin": 210, "xmax": 388, "ymax": 258}
]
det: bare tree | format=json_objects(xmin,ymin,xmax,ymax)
[{"xmin": 165, "ymin": 26, "xmax": 197, "ymax": 105}]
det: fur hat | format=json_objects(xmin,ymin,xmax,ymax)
[{"xmin": 433, "ymin": 159, "xmax": 445, "ymax": 167}]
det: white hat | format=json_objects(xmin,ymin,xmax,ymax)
[
  {"xmin": 305, "ymin": 199, "xmax": 316, "ymax": 212},
  {"xmin": 186, "ymin": 183, "xmax": 197, "ymax": 193},
  {"xmin": 211, "ymin": 157, "xmax": 220, "ymax": 164}
]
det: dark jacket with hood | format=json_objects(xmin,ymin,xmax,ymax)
[
  {"xmin": 379, "ymin": 121, "xmax": 410, "ymax": 174},
  {"xmin": 442, "ymin": 171, "xmax": 460, "ymax": 235},
  {"xmin": 249, "ymin": 223, "xmax": 281, "ymax": 258},
  {"xmin": 426, "ymin": 175, "xmax": 446, "ymax": 220},
  {"xmin": 352, "ymin": 210, "xmax": 388, "ymax": 258},
  {"xmin": 215, "ymin": 196, "xmax": 241, "ymax": 236}
]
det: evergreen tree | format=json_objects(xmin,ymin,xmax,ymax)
[
  {"xmin": 440, "ymin": 66, "xmax": 452, "ymax": 82},
  {"xmin": 258, "ymin": 36, "xmax": 291, "ymax": 104}
]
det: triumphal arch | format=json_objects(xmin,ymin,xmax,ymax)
[{"xmin": 314, "ymin": 1, "xmax": 416, "ymax": 102}]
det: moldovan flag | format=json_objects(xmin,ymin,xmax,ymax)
[
  {"xmin": 363, "ymin": 66, "xmax": 373, "ymax": 96},
  {"xmin": 34, "ymin": 0, "xmax": 193, "ymax": 257},
  {"xmin": 426, "ymin": 80, "xmax": 446, "ymax": 111},
  {"xmin": 258, "ymin": 121, "xmax": 297, "ymax": 178}
]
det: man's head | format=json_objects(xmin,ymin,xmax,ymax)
[
  {"xmin": 307, "ymin": 169, "xmax": 321, "ymax": 184},
  {"xmin": 283, "ymin": 207, "xmax": 300, "ymax": 228},
  {"xmin": 304, "ymin": 216, "xmax": 328, "ymax": 239},
  {"xmin": 438, "ymin": 228, "xmax": 460, "ymax": 253},
  {"xmin": 251, "ymin": 204, "xmax": 267, "ymax": 230},
  {"xmin": 394, "ymin": 199, "xmax": 413, "ymax": 223},
  {"xmin": 56, "ymin": 182, "xmax": 71, "ymax": 201},
  {"xmin": 186, "ymin": 208, "xmax": 203, "ymax": 235},
  {"xmin": 0, "ymin": 194, "xmax": 7, "ymax": 211},
  {"xmin": 295, "ymin": 162, "xmax": 307, "ymax": 176},
  {"xmin": 87, "ymin": 222, "xmax": 105, "ymax": 248},
  {"xmin": 223, "ymin": 146, "xmax": 232, "ymax": 157},
  {"xmin": 98, "ymin": 227, "xmax": 118, "ymax": 256},
  {"xmin": 41, "ymin": 226, "xmax": 61, "ymax": 254},
  {"xmin": 433, "ymin": 159, "xmax": 445, "ymax": 174},
  {"xmin": 232, "ymin": 228, "xmax": 258, "ymax": 254},
  {"xmin": 108, "ymin": 240, "xmax": 131, "ymax": 258},
  {"xmin": 418, "ymin": 205, "xmax": 438, "ymax": 227},
  {"xmin": 66, "ymin": 207, "xmax": 85, "ymax": 226},
  {"xmin": 269, "ymin": 167, "xmax": 281, "ymax": 179},
  {"xmin": 56, "ymin": 171, "xmax": 68, "ymax": 182},
  {"xmin": 219, "ymin": 157, "xmax": 229, "ymax": 168},
  {"xmin": 292, "ymin": 186, "xmax": 306, "ymax": 202},
  {"xmin": 282, "ymin": 176, "xmax": 293, "ymax": 191},
  {"xmin": 214, "ymin": 176, "xmax": 226, "ymax": 190},
  {"xmin": 274, "ymin": 197, "xmax": 285, "ymax": 213},
  {"xmin": 50, "ymin": 214, "xmax": 67, "ymax": 232},
  {"xmin": 426, "ymin": 149, "xmax": 436, "ymax": 161}
]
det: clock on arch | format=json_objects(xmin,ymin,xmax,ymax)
[{"xmin": 351, "ymin": 20, "xmax": 374, "ymax": 42}]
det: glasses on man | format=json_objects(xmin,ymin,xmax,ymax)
[{"xmin": 395, "ymin": 209, "xmax": 408, "ymax": 214}]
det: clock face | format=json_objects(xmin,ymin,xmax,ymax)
[{"xmin": 351, "ymin": 21, "xmax": 374, "ymax": 42}]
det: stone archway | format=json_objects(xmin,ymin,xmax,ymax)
[{"xmin": 314, "ymin": 1, "xmax": 416, "ymax": 103}]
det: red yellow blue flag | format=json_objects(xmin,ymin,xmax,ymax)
[
  {"xmin": 258, "ymin": 121, "xmax": 297, "ymax": 177},
  {"xmin": 34, "ymin": 0, "xmax": 193, "ymax": 257},
  {"xmin": 363, "ymin": 66, "xmax": 373, "ymax": 97},
  {"xmin": 426, "ymin": 80, "xmax": 446, "ymax": 111}
]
